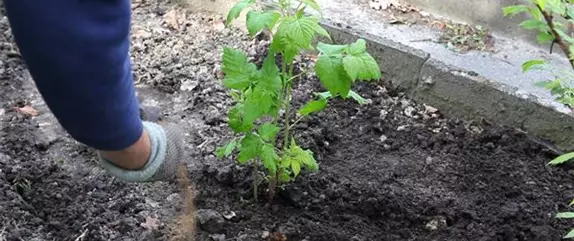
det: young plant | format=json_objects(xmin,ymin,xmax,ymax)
[
  {"xmin": 504, "ymin": 0, "xmax": 574, "ymax": 238},
  {"xmin": 216, "ymin": 0, "xmax": 381, "ymax": 202}
]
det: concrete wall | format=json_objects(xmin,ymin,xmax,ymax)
[{"xmin": 403, "ymin": 0, "xmax": 536, "ymax": 44}]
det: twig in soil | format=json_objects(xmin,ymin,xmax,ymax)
[{"xmin": 73, "ymin": 229, "xmax": 88, "ymax": 241}]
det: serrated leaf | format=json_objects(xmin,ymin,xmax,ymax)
[
  {"xmin": 315, "ymin": 55, "xmax": 352, "ymax": 97},
  {"xmin": 288, "ymin": 139, "xmax": 318, "ymax": 172},
  {"xmin": 521, "ymin": 59, "xmax": 546, "ymax": 72},
  {"xmin": 238, "ymin": 134, "xmax": 262, "ymax": 164},
  {"xmin": 222, "ymin": 47, "xmax": 257, "ymax": 90},
  {"xmin": 301, "ymin": 0, "xmax": 321, "ymax": 12},
  {"xmin": 315, "ymin": 25, "xmax": 331, "ymax": 40},
  {"xmin": 557, "ymin": 212, "xmax": 574, "ymax": 219},
  {"xmin": 271, "ymin": 33, "xmax": 300, "ymax": 63},
  {"xmin": 258, "ymin": 54, "xmax": 282, "ymax": 97},
  {"xmin": 216, "ymin": 139, "xmax": 237, "ymax": 158},
  {"xmin": 343, "ymin": 53, "xmax": 381, "ymax": 81},
  {"xmin": 246, "ymin": 10, "xmax": 281, "ymax": 36},
  {"xmin": 243, "ymin": 87, "xmax": 274, "ymax": 123},
  {"xmin": 502, "ymin": 5, "xmax": 530, "ymax": 16},
  {"xmin": 226, "ymin": 0, "xmax": 254, "ymax": 26},
  {"xmin": 275, "ymin": 16, "xmax": 319, "ymax": 51},
  {"xmin": 291, "ymin": 160, "xmax": 301, "ymax": 177},
  {"xmin": 280, "ymin": 172, "xmax": 291, "ymax": 182},
  {"xmin": 260, "ymin": 144, "xmax": 279, "ymax": 173},
  {"xmin": 298, "ymin": 98, "xmax": 328, "ymax": 116},
  {"xmin": 317, "ymin": 42, "xmax": 348, "ymax": 55},
  {"xmin": 348, "ymin": 39, "xmax": 367, "ymax": 55},
  {"xmin": 548, "ymin": 152, "xmax": 574, "ymax": 165},
  {"xmin": 258, "ymin": 123, "xmax": 280, "ymax": 142},
  {"xmin": 228, "ymin": 105, "xmax": 253, "ymax": 132},
  {"xmin": 564, "ymin": 229, "xmax": 574, "ymax": 239}
]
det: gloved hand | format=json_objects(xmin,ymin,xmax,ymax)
[{"xmin": 97, "ymin": 106, "xmax": 186, "ymax": 182}]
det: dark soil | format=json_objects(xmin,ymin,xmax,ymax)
[{"xmin": 1, "ymin": 1, "xmax": 573, "ymax": 241}]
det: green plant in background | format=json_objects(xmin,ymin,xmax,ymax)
[
  {"xmin": 216, "ymin": 0, "xmax": 381, "ymax": 202},
  {"xmin": 504, "ymin": 0, "xmax": 574, "ymax": 238}
]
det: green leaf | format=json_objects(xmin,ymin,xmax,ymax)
[
  {"xmin": 502, "ymin": 5, "xmax": 530, "ymax": 16},
  {"xmin": 348, "ymin": 90, "xmax": 369, "ymax": 104},
  {"xmin": 317, "ymin": 42, "xmax": 348, "ymax": 55},
  {"xmin": 279, "ymin": 172, "xmax": 291, "ymax": 182},
  {"xmin": 216, "ymin": 139, "xmax": 237, "ymax": 158},
  {"xmin": 557, "ymin": 212, "xmax": 574, "ymax": 219},
  {"xmin": 222, "ymin": 47, "xmax": 257, "ymax": 90},
  {"xmin": 536, "ymin": 0, "xmax": 546, "ymax": 10},
  {"xmin": 301, "ymin": 0, "xmax": 321, "ymax": 12},
  {"xmin": 343, "ymin": 53, "xmax": 382, "ymax": 81},
  {"xmin": 226, "ymin": 0, "xmax": 254, "ymax": 26},
  {"xmin": 548, "ymin": 152, "xmax": 574, "ymax": 165},
  {"xmin": 315, "ymin": 25, "xmax": 331, "ymax": 40},
  {"xmin": 556, "ymin": 28, "xmax": 574, "ymax": 43},
  {"xmin": 228, "ymin": 105, "xmax": 253, "ymax": 132},
  {"xmin": 291, "ymin": 160, "xmax": 301, "ymax": 177},
  {"xmin": 288, "ymin": 139, "xmax": 319, "ymax": 173},
  {"xmin": 298, "ymin": 98, "xmax": 328, "ymax": 116},
  {"xmin": 569, "ymin": 198, "xmax": 574, "ymax": 206},
  {"xmin": 315, "ymin": 91, "xmax": 333, "ymax": 99},
  {"xmin": 348, "ymin": 39, "xmax": 367, "ymax": 55},
  {"xmin": 243, "ymin": 86, "xmax": 274, "ymax": 123},
  {"xmin": 535, "ymin": 80, "xmax": 552, "ymax": 88},
  {"xmin": 519, "ymin": 19, "xmax": 546, "ymax": 30},
  {"xmin": 260, "ymin": 144, "xmax": 279, "ymax": 174},
  {"xmin": 238, "ymin": 134, "xmax": 262, "ymax": 164},
  {"xmin": 536, "ymin": 31, "xmax": 555, "ymax": 44},
  {"xmin": 271, "ymin": 33, "xmax": 300, "ymax": 63},
  {"xmin": 564, "ymin": 229, "xmax": 574, "ymax": 239},
  {"xmin": 315, "ymin": 55, "xmax": 352, "ymax": 97},
  {"xmin": 521, "ymin": 59, "xmax": 546, "ymax": 72},
  {"xmin": 246, "ymin": 10, "xmax": 281, "ymax": 36},
  {"xmin": 258, "ymin": 54, "xmax": 282, "ymax": 97},
  {"xmin": 258, "ymin": 123, "xmax": 280, "ymax": 142},
  {"xmin": 275, "ymin": 16, "xmax": 319, "ymax": 50}
]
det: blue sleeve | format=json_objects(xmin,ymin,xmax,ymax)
[{"xmin": 3, "ymin": 0, "xmax": 143, "ymax": 151}]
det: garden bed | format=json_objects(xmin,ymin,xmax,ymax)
[{"xmin": 1, "ymin": 1, "xmax": 573, "ymax": 241}]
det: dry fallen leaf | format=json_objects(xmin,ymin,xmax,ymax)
[
  {"xmin": 141, "ymin": 216, "xmax": 161, "ymax": 230},
  {"xmin": 16, "ymin": 105, "xmax": 38, "ymax": 117}
]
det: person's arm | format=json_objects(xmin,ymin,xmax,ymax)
[
  {"xmin": 3, "ymin": 0, "xmax": 186, "ymax": 182},
  {"xmin": 4, "ymin": 0, "xmax": 142, "ymax": 150}
]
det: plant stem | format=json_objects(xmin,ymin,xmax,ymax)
[
  {"xmin": 537, "ymin": 4, "xmax": 574, "ymax": 68},
  {"xmin": 287, "ymin": 68, "xmax": 311, "ymax": 82}
]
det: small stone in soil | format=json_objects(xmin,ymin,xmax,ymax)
[
  {"xmin": 196, "ymin": 209, "xmax": 225, "ymax": 233},
  {"xmin": 209, "ymin": 233, "xmax": 226, "ymax": 241}
]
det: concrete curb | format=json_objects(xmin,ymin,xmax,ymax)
[{"xmin": 322, "ymin": 21, "xmax": 574, "ymax": 150}]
